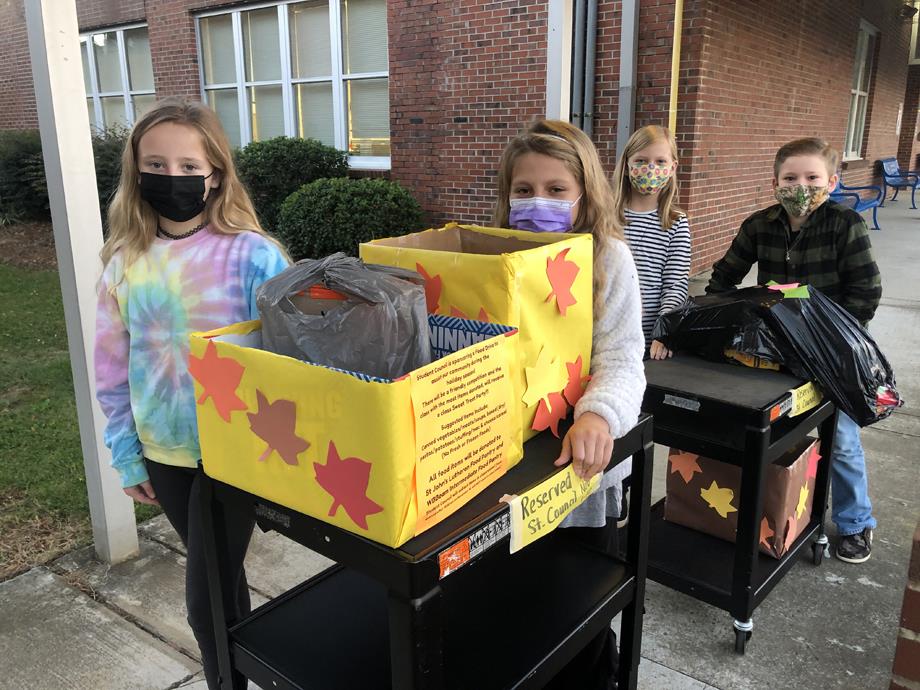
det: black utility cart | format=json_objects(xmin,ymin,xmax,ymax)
[
  {"xmin": 200, "ymin": 414, "xmax": 654, "ymax": 689},
  {"xmin": 641, "ymin": 355, "xmax": 837, "ymax": 654}
]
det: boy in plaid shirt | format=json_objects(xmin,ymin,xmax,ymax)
[{"xmin": 707, "ymin": 137, "xmax": 881, "ymax": 563}]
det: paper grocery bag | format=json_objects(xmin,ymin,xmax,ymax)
[
  {"xmin": 664, "ymin": 437, "xmax": 821, "ymax": 558},
  {"xmin": 361, "ymin": 223, "xmax": 593, "ymax": 441}
]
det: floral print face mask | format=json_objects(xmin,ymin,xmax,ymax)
[
  {"xmin": 774, "ymin": 184, "xmax": 829, "ymax": 218},
  {"xmin": 628, "ymin": 162, "xmax": 674, "ymax": 195}
]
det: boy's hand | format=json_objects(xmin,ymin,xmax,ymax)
[
  {"xmin": 555, "ymin": 412, "xmax": 614, "ymax": 480},
  {"xmin": 124, "ymin": 480, "xmax": 159, "ymax": 506},
  {"xmin": 649, "ymin": 339, "xmax": 673, "ymax": 360}
]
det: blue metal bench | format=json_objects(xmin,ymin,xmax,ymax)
[
  {"xmin": 880, "ymin": 157, "xmax": 920, "ymax": 209},
  {"xmin": 830, "ymin": 180, "xmax": 882, "ymax": 230}
]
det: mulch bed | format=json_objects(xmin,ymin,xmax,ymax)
[{"xmin": 0, "ymin": 221, "xmax": 58, "ymax": 270}]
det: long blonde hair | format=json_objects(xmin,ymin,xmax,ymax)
[
  {"xmin": 612, "ymin": 125, "xmax": 683, "ymax": 230},
  {"xmin": 494, "ymin": 119, "xmax": 622, "ymax": 318},
  {"xmin": 101, "ymin": 97, "xmax": 288, "ymax": 270}
]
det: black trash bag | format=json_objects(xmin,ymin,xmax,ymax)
[
  {"xmin": 761, "ymin": 286, "xmax": 902, "ymax": 427},
  {"xmin": 256, "ymin": 252, "xmax": 431, "ymax": 379},
  {"xmin": 652, "ymin": 286, "xmax": 800, "ymax": 370}
]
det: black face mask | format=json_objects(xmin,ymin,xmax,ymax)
[{"xmin": 139, "ymin": 172, "xmax": 213, "ymax": 222}]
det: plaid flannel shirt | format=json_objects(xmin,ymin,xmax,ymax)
[{"xmin": 706, "ymin": 201, "xmax": 882, "ymax": 324}]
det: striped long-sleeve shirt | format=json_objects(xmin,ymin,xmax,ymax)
[
  {"xmin": 706, "ymin": 201, "xmax": 882, "ymax": 325},
  {"xmin": 623, "ymin": 208, "xmax": 692, "ymax": 343}
]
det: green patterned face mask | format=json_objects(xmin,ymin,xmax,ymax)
[{"xmin": 774, "ymin": 184, "xmax": 829, "ymax": 218}]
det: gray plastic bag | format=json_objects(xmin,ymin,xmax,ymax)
[{"xmin": 256, "ymin": 253, "xmax": 431, "ymax": 379}]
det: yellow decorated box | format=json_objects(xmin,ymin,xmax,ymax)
[
  {"xmin": 190, "ymin": 313, "xmax": 522, "ymax": 548},
  {"xmin": 360, "ymin": 223, "xmax": 593, "ymax": 441}
]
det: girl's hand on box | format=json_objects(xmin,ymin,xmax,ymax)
[
  {"xmin": 649, "ymin": 339, "xmax": 672, "ymax": 360},
  {"xmin": 554, "ymin": 412, "xmax": 614, "ymax": 480},
  {"xmin": 124, "ymin": 480, "xmax": 159, "ymax": 506}
]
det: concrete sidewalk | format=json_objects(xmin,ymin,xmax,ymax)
[{"xmin": 1, "ymin": 203, "xmax": 917, "ymax": 690}]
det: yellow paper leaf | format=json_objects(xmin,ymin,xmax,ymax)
[
  {"xmin": 700, "ymin": 480, "xmax": 737, "ymax": 519},
  {"xmin": 796, "ymin": 483, "xmax": 810, "ymax": 519},
  {"xmin": 522, "ymin": 346, "xmax": 567, "ymax": 407}
]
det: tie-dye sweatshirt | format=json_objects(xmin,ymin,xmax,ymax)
[{"xmin": 95, "ymin": 228, "xmax": 289, "ymax": 488}]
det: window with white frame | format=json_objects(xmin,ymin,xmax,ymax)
[
  {"xmin": 81, "ymin": 25, "xmax": 156, "ymax": 131},
  {"xmin": 844, "ymin": 21, "xmax": 878, "ymax": 161},
  {"xmin": 197, "ymin": 0, "xmax": 390, "ymax": 169}
]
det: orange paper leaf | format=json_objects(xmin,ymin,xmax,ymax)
[
  {"xmin": 313, "ymin": 441, "xmax": 384, "ymax": 530},
  {"xmin": 416, "ymin": 263, "xmax": 442, "ymax": 313},
  {"xmin": 759, "ymin": 516, "xmax": 775, "ymax": 550},
  {"xmin": 532, "ymin": 392, "xmax": 568, "ymax": 438},
  {"xmin": 806, "ymin": 444, "xmax": 821, "ymax": 480},
  {"xmin": 783, "ymin": 515, "xmax": 798, "ymax": 552},
  {"xmin": 669, "ymin": 451, "xmax": 703, "ymax": 484},
  {"xmin": 247, "ymin": 390, "xmax": 309, "ymax": 466},
  {"xmin": 545, "ymin": 248, "xmax": 580, "ymax": 316},
  {"xmin": 563, "ymin": 356, "xmax": 590, "ymax": 407},
  {"xmin": 188, "ymin": 340, "xmax": 247, "ymax": 422}
]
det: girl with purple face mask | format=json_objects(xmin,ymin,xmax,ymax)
[{"xmin": 494, "ymin": 120, "xmax": 645, "ymax": 690}]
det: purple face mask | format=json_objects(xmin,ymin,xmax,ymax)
[{"xmin": 508, "ymin": 196, "xmax": 580, "ymax": 233}]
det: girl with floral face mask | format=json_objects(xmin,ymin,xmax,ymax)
[{"xmin": 612, "ymin": 125, "xmax": 691, "ymax": 361}]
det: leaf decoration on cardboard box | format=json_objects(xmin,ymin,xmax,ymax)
[
  {"xmin": 563, "ymin": 355, "xmax": 590, "ymax": 407},
  {"xmin": 247, "ymin": 390, "xmax": 309, "ymax": 466},
  {"xmin": 313, "ymin": 441, "xmax": 384, "ymax": 530},
  {"xmin": 783, "ymin": 515, "xmax": 798, "ymax": 552},
  {"xmin": 532, "ymin": 391, "xmax": 568, "ymax": 438},
  {"xmin": 700, "ymin": 480, "xmax": 737, "ymax": 519},
  {"xmin": 759, "ymin": 516, "xmax": 775, "ymax": 550},
  {"xmin": 796, "ymin": 483, "xmax": 810, "ymax": 519},
  {"xmin": 545, "ymin": 248, "xmax": 580, "ymax": 316},
  {"xmin": 416, "ymin": 263, "xmax": 442, "ymax": 314},
  {"xmin": 523, "ymin": 346, "xmax": 568, "ymax": 407},
  {"xmin": 806, "ymin": 444, "xmax": 821, "ymax": 480},
  {"xmin": 449, "ymin": 305, "xmax": 491, "ymax": 322},
  {"xmin": 669, "ymin": 451, "xmax": 703, "ymax": 484},
  {"xmin": 188, "ymin": 340, "xmax": 247, "ymax": 422}
]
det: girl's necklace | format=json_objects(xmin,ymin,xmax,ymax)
[{"xmin": 157, "ymin": 222, "xmax": 207, "ymax": 240}]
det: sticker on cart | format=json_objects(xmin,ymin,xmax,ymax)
[
  {"xmin": 788, "ymin": 382, "xmax": 822, "ymax": 417},
  {"xmin": 502, "ymin": 464, "xmax": 601, "ymax": 554},
  {"xmin": 663, "ymin": 394, "xmax": 700, "ymax": 412},
  {"xmin": 437, "ymin": 511, "xmax": 511, "ymax": 579}
]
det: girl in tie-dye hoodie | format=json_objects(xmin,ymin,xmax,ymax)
[{"xmin": 94, "ymin": 97, "xmax": 288, "ymax": 689}]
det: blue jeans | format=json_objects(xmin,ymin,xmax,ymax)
[{"xmin": 831, "ymin": 412, "xmax": 877, "ymax": 536}]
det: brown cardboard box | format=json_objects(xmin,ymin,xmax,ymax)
[{"xmin": 664, "ymin": 437, "xmax": 821, "ymax": 558}]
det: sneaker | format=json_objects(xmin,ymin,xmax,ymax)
[{"xmin": 836, "ymin": 528, "xmax": 873, "ymax": 563}]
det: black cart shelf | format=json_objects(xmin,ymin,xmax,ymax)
[
  {"xmin": 641, "ymin": 355, "xmax": 837, "ymax": 654},
  {"xmin": 200, "ymin": 414, "xmax": 654, "ymax": 689}
]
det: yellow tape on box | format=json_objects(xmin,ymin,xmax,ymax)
[
  {"xmin": 360, "ymin": 224, "xmax": 593, "ymax": 442},
  {"xmin": 189, "ymin": 314, "xmax": 522, "ymax": 548}
]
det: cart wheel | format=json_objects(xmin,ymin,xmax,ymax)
[
  {"xmin": 812, "ymin": 541, "xmax": 825, "ymax": 566},
  {"xmin": 734, "ymin": 628, "xmax": 751, "ymax": 654}
]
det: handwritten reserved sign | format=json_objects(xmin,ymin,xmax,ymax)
[{"xmin": 503, "ymin": 464, "xmax": 601, "ymax": 553}]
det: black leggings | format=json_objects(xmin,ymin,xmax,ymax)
[
  {"xmin": 146, "ymin": 460, "xmax": 254, "ymax": 690},
  {"xmin": 544, "ymin": 522, "xmax": 620, "ymax": 690}
]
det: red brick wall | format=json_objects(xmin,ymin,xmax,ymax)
[
  {"xmin": 387, "ymin": 0, "xmax": 548, "ymax": 227},
  {"xmin": 77, "ymin": 0, "xmax": 144, "ymax": 31},
  {"xmin": 896, "ymin": 64, "xmax": 920, "ymax": 171},
  {"xmin": 0, "ymin": 1, "xmax": 37, "ymax": 129},
  {"xmin": 676, "ymin": 0, "xmax": 913, "ymax": 274},
  {"xmin": 890, "ymin": 519, "xmax": 920, "ymax": 690}
]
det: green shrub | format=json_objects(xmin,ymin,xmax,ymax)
[
  {"xmin": 236, "ymin": 136, "xmax": 349, "ymax": 232},
  {"xmin": 277, "ymin": 177, "xmax": 423, "ymax": 260},
  {"xmin": 1, "ymin": 127, "xmax": 128, "ymax": 225},
  {"xmin": 0, "ymin": 130, "xmax": 45, "ymax": 219}
]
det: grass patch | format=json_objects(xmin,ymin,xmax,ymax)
[{"xmin": 0, "ymin": 264, "xmax": 159, "ymax": 579}]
